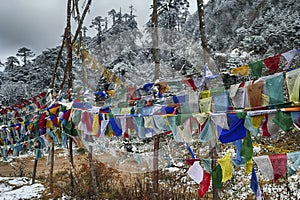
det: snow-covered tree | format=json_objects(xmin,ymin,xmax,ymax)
[
  {"xmin": 90, "ymin": 16, "xmax": 105, "ymax": 44},
  {"xmin": 108, "ymin": 9, "xmax": 117, "ymax": 25},
  {"xmin": 16, "ymin": 47, "xmax": 35, "ymax": 66},
  {"xmin": 4, "ymin": 56, "xmax": 19, "ymax": 71}
]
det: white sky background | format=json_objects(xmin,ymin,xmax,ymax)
[{"xmin": 0, "ymin": 0, "xmax": 207, "ymax": 63}]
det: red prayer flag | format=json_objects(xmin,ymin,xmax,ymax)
[
  {"xmin": 38, "ymin": 112, "xmax": 47, "ymax": 130},
  {"xmin": 185, "ymin": 158, "xmax": 200, "ymax": 166},
  {"xmin": 262, "ymin": 114, "xmax": 271, "ymax": 137},
  {"xmin": 63, "ymin": 109, "xmax": 71, "ymax": 121},
  {"xmin": 263, "ymin": 54, "xmax": 281, "ymax": 72},
  {"xmin": 182, "ymin": 78, "xmax": 197, "ymax": 91},
  {"xmin": 198, "ymin": 171, "xmax": 211, "ymax": 198},
  {"xmin": 269, "ymin": 154, "xmax": 287, "ymax": 182}
]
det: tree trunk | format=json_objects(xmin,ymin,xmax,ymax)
[
  {"xmin": 51, "ymin": 0, "xmax": 92, "ymax": 90},
  {"xmin": 152, "ymin": 0, "xmax": 160, "ymax": 81},
  {"xmin": 71, "ymin": 0, "xmax": 93, "ymax": 45},
  {"xmin": 197, "ymin": 0, "xmax": 210, "ymax": 64},
  {"xmin": 50, "ymin": 29, "xmax": 66, "ymax": 89}
]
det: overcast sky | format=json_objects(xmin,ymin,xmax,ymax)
[{"xmin": 0, "ymin": 0, "xmax": 202, "ymax": 63}]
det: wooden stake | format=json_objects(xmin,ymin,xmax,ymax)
[
  {"xmin": 153, "ymin": 134, "xmax": 160, "ymax": 194},
  {"xmin": 49, "ymin": 140, "xmax": 55, "ymax": 193},
  {"xmin": 211, "ymin": 146, "xmax": 218, "ymax": 200},
  {"xmin": 89, "ymin": 146, "xmax": 99, "ymax": 198},
  {"xmin": 32, "ymin": 143, "xmax": 41, "ymax": 184},
  {"xmin": 31, "ymin": 151, "xmax": 38, "ymax": 184},
  {"xmin": 152, "ymin": 0, "xmax": 160, "ymax": 81},
  {"xmin": 69, "ymin": 137, "xmax": 75, "ymax": 190}
]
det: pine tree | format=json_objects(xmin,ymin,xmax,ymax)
[
  {"xmin": 90, "ymin": 16, "xmax": 105, "ymax": 44},
  {"xmin": 4, "ymin": 56, "xmax": 19, "ymax": 71},
  {"xmin": 16, "ymin": 47, "xmax": 35, "ymax": 66}
]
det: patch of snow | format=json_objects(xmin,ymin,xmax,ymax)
[{"xmin": 0, "ymin": 177, "xmax": 45, "ymax": 200}]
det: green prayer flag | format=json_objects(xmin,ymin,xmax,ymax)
[
  {"xmin": 64, "ymin": 120, "xmax": 72, "ymax": 134},
  {"xmin": 272, "ymin": 110, "xmax": 293, "ymax": 131},
  {"xmin": 212, "ymin": 164, "xmax": 223, "ymax": 188},
  {"xmin": 249, "ymin": 60, "xmax": 263, "ymax": 78},
  {"xmin": 35, "ymin": 148, "xmax": 43, "ymax": 160},
  {"xmin": 236, "ymin": 111, "xmax": 246, "ymax": 119},
  {"xmin": 240, "ymin": 131, "xmax": 253, "ymax": 161}
]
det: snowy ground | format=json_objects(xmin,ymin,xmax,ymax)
[{"xmin": 0, "ymin": 177, "xmax": 45, "ymax": 200}]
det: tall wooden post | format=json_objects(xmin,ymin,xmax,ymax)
[
  {"xmin": 32, "ymin": 143, "xmax": 41, "ymax": 184},
  {"xmin": 152, "ymin": 0, "xmax": 160, "ymax": 194},
  {"xmin": 49, "ymin": 140, "xmax": 55, "ymax": 193},
  {"xmin": 197, "ymin": 1, "xmax": 218, "ymax": 198},
  {"xmin": 210, "ymin": 146, "xmax": 218, "ymax": 200},
  {"xmin": 32, "ymin": 149, "xmax": 39, "ymax": 184},
  {"xmin": 69, "ymin": 137, "xmax": 75, "ymax": 189},
  {"xmin": 89, "ymin": 146, "xmax": 99, "ymax": 198},
  {"xmin": 51, "ymin": 0, "xmax": 92, "ymax": 90},
  {"xmin": 152, "ymin": 0, "xmax": 160, "ymax": 81},
  {"xmin": 196, "ymin": 0, "xmax": 210, "ymax": 64},
  {"xmin": 153, "ymin": 134, "xmax": 160, "ymax": 194}
]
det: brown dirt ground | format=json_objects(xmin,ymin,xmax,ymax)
[{"xmin": 0, "ymin": 148, "xmax": 87, "ymax": 178}]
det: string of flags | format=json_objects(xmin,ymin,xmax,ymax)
[{"xmin": 0, "ymin": 48, "xmax": 299, "ymax": 198}]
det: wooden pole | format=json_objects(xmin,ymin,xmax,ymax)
[
  {"xmin": 152, "ymin": 0, "xmax": 160, "ymax": 194},
  {"xmin": 71, "ymin": 0, "xmax": 93, "ymax": 45},
  {"xmin": 197, "ymin": 1, "xmax": 217, "ymax": 198},
  {"xmin": 31, "ymin": 150, "xmax": 38, "ymax": 184},
  {"xmin": 32, "ymin": 143, "xmax": 41, "ymax": 184},
  {"xmin": 49, "ymin": 140, "xmax": 55, "ymax": 193},
  {"xmin": 153, "ymin": 134, "xmax": 160, "ymax": 194},
  {"xmin": 152, "ymin": 0, "xmax": 160, "ymax": 81},
  {"xmin": 196, "ymin": 0, "xmax": 210, "ymax": 64},
  {"xmin": 211, "ymin": 146, "xmax": 218, "ymax": 200},
  {"xmin": 89, "ymin": 146, "xmax": 99, "ymax": 198},
  {"xmin": 69, "ymin": 137, "xmax": 75, "ymax": 190},
  {"xmin": 50, "ymin": 29, "xmax": 66, "ymax": 89}
]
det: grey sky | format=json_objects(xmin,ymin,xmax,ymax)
[{"xmin": 0, "ymin": 0, "xmax": 201, "ymax": 63}]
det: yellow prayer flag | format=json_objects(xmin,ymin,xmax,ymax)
[
  {"xmin": 91, "ymin": 59, "xmax": 97, "ymax": 71},
  {"xmin": 46, "ymin": 120, "xmax": 53, "ymax": 129},
  {"xmin": 112, "ymin": 74, "xmax": 118, "ymax": 84},
  {"xmin": 92, "ymin": 114, "xmax": 99, "ymax": 136},
  {"xmin": 261, "ymin": 94, "xmax": 270, "ymax": 106},
  {"xmin": 82, "ymin": 50, "xmax": 93, "ymax": 67},
  {"xmin": 103, "ymin": 69, "xmax": 112, "ymax": 82},
  {"xmin": 245, "ymin": 159, "xmax": 253, "ymax": 174},
  {"xmin": 49, "ymin": 106, "xmax": 60, "ymax": 115},
  {"xmin": 290, "ymin": 73, "xmax": 300, "ymax": 103},
  {"xmin": 251, "ymin": 115, "xmax": 264, "ymax": 128},
  {"xmin": 199, "ymin": 97, "xmax": 212, "ymax": 113},
  {"xmin": 217, "ymin": 151, "xmax": 232, "ymax": 182},
  {"xmin": 107, "ymin": 90, "xmax": 116, "ymax": 97},
  {"xmin": 231, "ymin": 65, "xmax": 249, "ymax": 76},
  {"xmin": 200, "ymin": 90, "xmax": 211, "ymax": 99}
]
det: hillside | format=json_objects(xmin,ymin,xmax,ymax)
[{"xmin": 0, "ymin": 0, "xmax": 299, "ymax": 104}]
